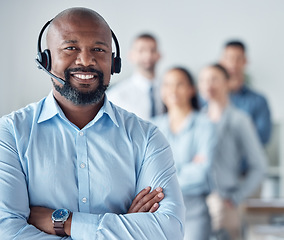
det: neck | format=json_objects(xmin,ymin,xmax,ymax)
[
  {"xmin": 230, "ymin": 73, "xmax": 245, "ymax": 92},
  {"xmin": 137, "ymin": 68, "xmax": 155, "ymax": 80},
  {"xmin": 168, "ymin": 105, "xmax": 193, "ymax": 133},
  {"xmin": 53, "ymin": 90, "xmax": 104, "ymax": 129},
  {"xmin": 207, "ymin": 96, "xmax": 228, "ymax": 122}
]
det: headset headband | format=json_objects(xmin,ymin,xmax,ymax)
[{"xmin": 36, "ymin": 18, "xmax": 121, "ymax": 75}]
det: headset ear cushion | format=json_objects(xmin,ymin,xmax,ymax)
[
  {"xmin": 111, "ymin": 53, "xmax": 121, "ymax": 74},
  {"xmin": 113, "ymin": 56, "xmax": 121, "ymax": 74},
  {"xmin": 43, "ymin": 49, "xmax": 51, "ymax": 71},
  {"xmin": 37, "ymin": 49, "xmax": 51, "ymax": 71},
  {"xmin": 111, "ymin": 52, "xmax": 115, "ymax": 75}
]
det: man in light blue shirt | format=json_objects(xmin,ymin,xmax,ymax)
[
  {"xmin": 0, "ymin": 8, "xmax": 185, "ymax": 239},
  {"xmin": 220, "ymin": 40, "xmax": 271, "ymax": 145},
  {"xmin": 219, "ymin": 40, "xmax": 271, "ymax": 177}
]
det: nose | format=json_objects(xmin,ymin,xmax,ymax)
[
  {"xmin": 171, "ymin": 85, "xmax": 179, "ymax": 94},
  {"xmin": 75, "ymin": 50, "xmax": 96, "ymax": 67}
]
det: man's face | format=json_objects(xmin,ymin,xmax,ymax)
[
  {"xmin": 47, "ymin": 16, "xmax": 112, "ymax": 105},
  {"xmin": 130, "ymin": 38, "xmax": 160, "ymax": 72},
  {"xmin": 220, "ymin": 46, "xmax": 246, "ymax": 77},
  {"xmin": 198, "ymin": 67, "xmax": 229, "ymax": 101}
]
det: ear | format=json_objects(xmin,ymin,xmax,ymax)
[
  {"xmin": 156, "ymin": 52, "xmax": 161, "ymax": 62},
  {"xmin": 243, "ymin": 56, "xmax": 247, "ymax": 65},
  {"xmin": 219, "ymin": 57, "xmax": 225, "ymax": 65},
  {"xmin": 128, "ymin": 49, "xmax": 137, "ymax": 64}
]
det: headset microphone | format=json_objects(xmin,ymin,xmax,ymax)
[
  {"xmin": 35, "ymin": 58, "xmax": 66, "ymax": 85},
  {"xmin": 35, "ymin": 18, "xmax": 121, "ymax": 85}
]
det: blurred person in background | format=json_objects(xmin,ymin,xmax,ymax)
[
  {"xmin": 220, "ymin": 40, "xmax": 271, "ymax": 146},
  {"xmin": 152, "ymin": 67, "xmax": 216, "ymax": 240},
  {"xmin": 107, "ymin": 33, "xmax": 164, "ymax": 120},
  {"xmin": 198, "ymin": 63, "xmax": 267, "ymax": 240}
]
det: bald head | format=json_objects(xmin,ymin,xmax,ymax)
[
  {"xmin": 54, "ymin": 7, "xmax": 107, "ymax": 22},
  {"xmin": 47, "ymin": 7, "xmax": 112, "ymax": 48}
]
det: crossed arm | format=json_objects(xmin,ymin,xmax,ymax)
[
  {"xmin": 0, "ymin": 121, "xmax": 184, "ymax": 239},
  {"xmin": 28, "ymin": 186, "xmax": 165, "ymax": 236}
]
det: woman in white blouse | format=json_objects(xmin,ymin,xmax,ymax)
[{"xmin": 152, "ymin": 67, "xmax": 215, "ymax": 240}]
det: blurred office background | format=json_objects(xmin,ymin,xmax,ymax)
[{"xmin": 1, "ymin": 1, "xmax": 284, "ymax": 238}]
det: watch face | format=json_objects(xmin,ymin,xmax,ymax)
[{"xmin": 52, "ymin": 208, "xmax": 70, "ymax": 222}]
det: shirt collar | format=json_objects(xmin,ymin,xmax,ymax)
[
  {"xmin": 184, "ymin": 111, "xmax": 197, "ymax": 130},
  {"xmin": 37, "ymin": 91, "xmax": 60, "ymax": 123},
  {"xmin": 101, "ymin": 95, "xmax": 119, "ymax": 127},
  {"xmin": 233, "ymin": 85, "xmax": 249, "ymax": 95},
  {"xmin": 131, "ymin": 72, "xmax": 156, "ymax": 90},
  {"xmin": 38, "ymin": 91, "xmax": 119, "ymax": 127}
]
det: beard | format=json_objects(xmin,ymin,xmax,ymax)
[
  {"xmin": 139, "ymin": 62, "xmax": 156, "ymax": 73},
  {"xmin": 52, "ymin": 67, "xmax": 109, "ymax": 106}
]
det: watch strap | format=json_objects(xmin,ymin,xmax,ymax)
[{"xmin": 53, "ymin": 221, "xmax": 66, "ymax": 236}]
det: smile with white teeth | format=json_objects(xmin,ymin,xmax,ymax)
[{"xmin": 73, "ymin": 74, "xmax": 95, "ymax": 80}]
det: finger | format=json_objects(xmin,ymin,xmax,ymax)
[
  {"xmin": 132, "ymin": 186, "xmax": 152, "ymax": 206},
  {"xmin": 138, "ymin": 191, "xmax": 164, "ymax": 212},
  {"xmin": 128, "ymin": 187, "xmax": 163, "ymax": 213},
  {"xmin": 128, "ymin": 186, "xmax": 151, "ymax": 213},
  {"xmin": 149, "ymin": 203, "xmax": 159, "ymax": 213},
  {"xmin": 135, "ymin": 187, "xmax": 163, "ymax": 211}
]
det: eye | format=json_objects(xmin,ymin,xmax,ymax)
[
  {"xmin": 64, "ymin": 46, "xmax": 77, "ymax": 51},
  {"xmin": 93, "ymin": 48, "xmax": 105, "ymax": 52}
]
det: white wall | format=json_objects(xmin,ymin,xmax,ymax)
[{"xmin": 1, "ymin": 0, "xmax": 284, "ymax": 121}]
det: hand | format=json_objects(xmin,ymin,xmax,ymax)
[
  {"xmin": 193, "ymin": 155, "xmax": 206, "ymax": 164},
  {"xmin": 127, "ymin": 186, "xmax": 164, "ymax": 213},
  {"xmin": 224, "ymin": 199, "xmax": 235, "ymax": 208},
  {"xmin": 28, "ymin": 206, "xmax": 56, "ymax": 235},
  {"xmin": 28, "ymin": 206, "xmax": 72, "ymax": 236}
]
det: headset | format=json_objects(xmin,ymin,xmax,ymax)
[{"xmin": 35, "ymin": 19, "xmax": 122, "ymax": 85}]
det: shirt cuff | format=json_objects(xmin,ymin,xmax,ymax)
[{"xmin": 71, "ymin": 212, "xmax": 100, "ymax": 239}]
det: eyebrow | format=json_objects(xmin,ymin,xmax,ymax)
[
  {"xmin": 63, "ymin": 40, "xmax": 78, "ymax": 44},
  {"xmin": 62, "ymin": 40, "xmax": 110, "ymax": 48},
  {"xmin": 95, "ymin": 41, "xmax": 110, "ymax": 48}
]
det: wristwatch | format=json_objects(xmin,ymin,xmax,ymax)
[{"xmin": 51, "ymin": 208, "xmax": 70, "ymax": 236}]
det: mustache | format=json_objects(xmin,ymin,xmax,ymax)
[{"xmin": 65, "ymin": 67, "xmax": 104, "ymax": 79}]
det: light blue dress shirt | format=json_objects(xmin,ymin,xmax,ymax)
[
  {"xmin": 230, "ymin": 85, "xmax": 271, "ymax": 145},
  {"xmin": 152, "ymin": 112, "xmax": 215, "ymax": 196},
  {"xmin": 152, "ymin": 112, "xmax": 215, "ymax": 240},
  {"xmin": 0, "ymin": 92, "xmax": 185, "ymax": 239},
  {"xmin": 199, "ymin": 85, "xmax": 271, "ymax": 145},
  {"xmin": 204, "ymin": 104, "xmax": 267, "ymax": 204}
]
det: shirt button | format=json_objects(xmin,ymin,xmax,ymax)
[
  {"xmin": 82, "ymin": 197, "xmax": 87, "ymax": 203},
  {"xmin": 80, "ymin": 162, "xmax": 86, "ymax": 169},
  {"xmin": 79, "ymin": 131, "xmax": 84, "ymax": 136}
]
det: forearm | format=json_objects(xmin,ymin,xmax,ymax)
[
  {"xmin": 232, "ymin": 151, "xmax": 266, "ymax": 204},
  {"xmin": 71, "ymin": 177, "xmax": 184, "ymax": 239},
  {"xmin": 70, "ymin": 167, "xmax": 185, "ymax": 239},
  {"xmin": 232, "ymin": 168, "xmax": 266, "ymax": 204},
  {"xmin": 233, "ymin": 115, "xmax": 268, "ymax": 204},
  {"xmin": 178, "ymin": 163, "xmax": 209, "ymax": 195},
  {"xmin": 0, "ymin": 215, "xmax": 70, "ymax": 240},
  {"xmin": 71, "ymin": 211, "xmax": 184, "ymax": 240}
]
